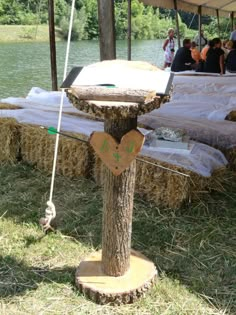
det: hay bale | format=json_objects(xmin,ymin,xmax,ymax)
[
  {"xmin": 224, "ymin": 148, "xmax": 236, "ymax": 171},
  {"xmin": 94, "ymin": 154, "xmax": 226, "ymax": 209},
  {"xmin": 0, "ymin": 102, "xmax": 22, "ymax": 109},
  {"xmin": 225, "ymin": 110, "xmax": 236, "ymax": 122},
  {"xmin": 138, "ymin": 114, "xmax": 236, "ymax": 170},
  {"xmin": 0, "ymin": 118, "xmax": 20, "ymax": 162},
  {"xmin": 0, "ymin": 102, "xmax": 22, "ymax": 110},
  {"xmin": 20, "ymin": 124, "xmax": 94, "ymax": 178}
]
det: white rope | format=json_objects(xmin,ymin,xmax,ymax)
[{"xmin": 41, "ymin": 0, "xmax": 76, "ymax": 232}]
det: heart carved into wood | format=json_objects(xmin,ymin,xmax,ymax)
[{"xmin": 89, "ymin": 129, "xmax": 145, "ymax": 176}]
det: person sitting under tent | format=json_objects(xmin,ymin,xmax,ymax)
[
  {"xmin": 222, "ymin": 39, "xmax": 230, "ymax": 60},
  {"xmin": 194, "ymin": 30, "xmax": 208, "ymax": 48},
  {"xmin": 191, "ymin": 41, "xmax": 201, "ymax": 63},
  {"xmin": 226, "ymin": 40, "xmax": 234, "ymax": 50},
  {"xmin": 201, "ymin": 41, "xmax": 210, "ymax": 61},
  {"xmin": 226, "ymin": 41, "xmax": 236, "ymax": 73},
  {"xmin": 230, "ymin": 25, "xmax": 236, "ymax": 41},
  {"xmin": 204, "ymin": 38, "xmax": 224, "ymax": 75},
  {"xmin": 171, "ymin": 39, "xmax": 196, "ymax": 72}
]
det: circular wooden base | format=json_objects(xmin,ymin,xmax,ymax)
[{"xmin": 75, "ymin": 249, "xmax": 157, "ymax": 305}]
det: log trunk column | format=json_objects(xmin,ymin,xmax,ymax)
[
  {"xmin": 67, "ymin": 60, "xmax": 163, "ymax": 304},
  {"xmin": 102, "ymin": 117, "xmax": 137, "ymax": 276}
]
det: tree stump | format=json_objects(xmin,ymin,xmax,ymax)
[
  {"xmin": 75, "ymin": 250, "xmax": 157, "ymax": 305},
  {"xmin": 66, "ymin": 60, "xmax": 169, "ymax": 304}
]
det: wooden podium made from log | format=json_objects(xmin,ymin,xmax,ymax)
[{"xmin": 66, "ymin": 60, "xmax": 168, "ymax": 305}]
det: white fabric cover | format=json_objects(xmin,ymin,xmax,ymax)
[
  {"xmin": 0, "ymin": 87, "xmax": 228, "ymax": 177},
  {"xmin": 141, "ymin": 0, "xmax": 236, "ymax": 17},
  {"xmin": 2, "ymin": 87, "xmax": 79, "ymax": 114},
  {"xmin": 139, "ymin": 113, "xmax": 236, "ymax": 150},
  {"xmin": 156, "ymin": 75, "xmax": 236, "ymax": 121}
]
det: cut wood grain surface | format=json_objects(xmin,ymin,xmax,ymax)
[{"xmin": 71, "ymin": 86, "xmax": 156, "ymax": 103}]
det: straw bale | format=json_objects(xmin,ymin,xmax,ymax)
[
  {"xmin": 0, "ymin": 102, "xmax": 22, "ymax": 110},
  {"xmin": 89, "ymin": 59, "xmax": 162, "ymax": 72},
  {"xmin": 0, "ymin": 118, "xmax": 20, "ymax": 162},
  {"xmin": 94, "ymin": 154, "xmax": 226, "ymax": 209},
  {"xmin": 138, "ymin": 114, "xmax": 236, "ymax": 169},
  {"xmin": 20, "ymin": 124, "xmax": 93, "ymax": 178},
  {"xmin": 224, "ymin": 148, "xmax": 236, "ymax": 171},
  {"xmin": 225, "ymin": 110, "xmax": 236, "ymax": 122}
]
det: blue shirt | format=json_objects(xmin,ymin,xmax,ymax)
[{"xmin": 230, "ymin": 30, "xmax": 236, "ymax": 41}]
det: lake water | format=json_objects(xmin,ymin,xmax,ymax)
[{"xmin": 0, "ymin": 39, "xmax": 164, "ymax": 99}]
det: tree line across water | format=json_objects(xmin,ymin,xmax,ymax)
[{"xmin": 0, "ymin": 0, "xmax": 232, "ymax": 40}]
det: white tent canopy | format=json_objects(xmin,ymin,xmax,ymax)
[{"xmin": 140, "ymin": 0, "xmax": 236, "ymax": 17}]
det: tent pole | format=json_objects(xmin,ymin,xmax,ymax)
[
  {"xmin": 231, "ymin": 12, "xmax": 234, "ymax": 32},
  {"xmin": 198, "ymin": 6, "xmax": 202, "ymax": 51},
  {"xmin": 173, "ymin": 0, "xmax": 181, "ymax": 48},
  {"xmin": 97, "ymin": 0, "xmax": 116, "ymax": 60},
  {"xmin": 48, "ymin": 0, "xmax": 58, "ymax": 91},
  {"xmin": 127, "ymin": 0, "xmax": 132, "ymax": 60},
  {"xmin": 216, "ymin": 9, "xmax": 220, "ymax": 37}
]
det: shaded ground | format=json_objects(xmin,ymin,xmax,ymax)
[{"xmin": 0, "ymin": 163, "xmax": 235, "ymax": 314}]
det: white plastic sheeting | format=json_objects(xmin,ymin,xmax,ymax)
[
  {"xmin": 1, "ymin": 87, "xmax": 79, "ymax": 114},
  {"xmin": 0, "ymin": 87, "xmax": 228, "ymax": 177},
  {"xmin": 137, "ymin": 74, "xmax": 236, "ymax": 151},
  {"xmin": 139, "ymin": 113, "xmax": 236, "ymax": 150},
  {"xmin": 141, "ymin": 143, "xmax": 227, "ymax": 177},
  {"xmin": 157, "ymin": 75, "xmax": 236, "ymax": 121},
  {"xmin": 0, "ymin": 108, "xmax": 104, "ymax": 137}
]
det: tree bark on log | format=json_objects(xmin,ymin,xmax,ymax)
[
  {"xmin": 75, "ymin": 249, "xmax": 157, "ymax": 305},
  {"xmin": 76, "ymin": 272, "xmax": 156, "ymax": 305},
  {"xmin": 67, "ymin": 90, "xmax": 165, "ymax": 119},
  {"xmin": 102, "ymin": 117, "xmax": 137, "ymax": 276}
]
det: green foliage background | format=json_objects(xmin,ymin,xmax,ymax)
[{"xmin": 0, "ymin": 0, "xmax": 232, "ymax": 40}]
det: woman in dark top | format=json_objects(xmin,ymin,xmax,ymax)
[
  {"xmin": 226, "ymin": 40, "xmax": 236, "ymax": 73},
  {"xmin": 204, "ymin": 38, "xmax": 224, "ymax": 74}
]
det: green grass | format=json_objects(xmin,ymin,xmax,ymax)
[
  {"xmin": 0, "ymin": 25, "xmax": 62, "ymax": 42},
  {"xmin": 0, "ymin": 163, "xmax": 236, "ymax": 314}
]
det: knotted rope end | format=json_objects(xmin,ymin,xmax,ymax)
[{"xmin": 39, "ymin": 201, "xmax": 56, "ymax": 233}]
